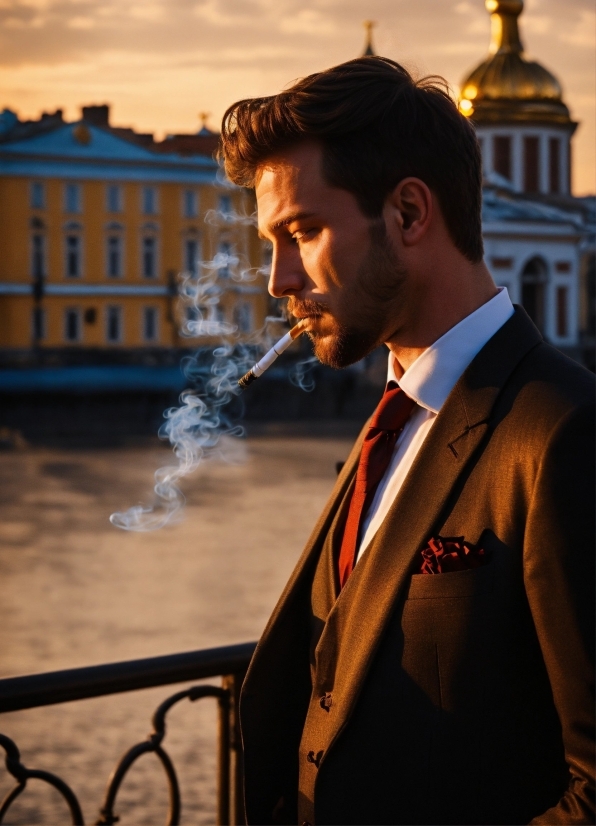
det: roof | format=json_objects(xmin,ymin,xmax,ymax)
[
  {"xmin": 482, "ymin": 186, "xmax": 588, "ymax": 232},
  {"xmin": 0, "ymin": 121, "xmax": 220, "ymax": 184}
]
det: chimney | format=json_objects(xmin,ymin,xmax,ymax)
[{"xmin": 82, "ymin": 104, "xmax": 110, "ymax": 127}]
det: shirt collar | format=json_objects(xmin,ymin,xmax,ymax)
[{"xmin": 387, "ymin": 287, "xmax": 514, "ymax": 414}]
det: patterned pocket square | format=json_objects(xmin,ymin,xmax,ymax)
[{"xmin": 419, "ymin": 535, "xmax": 489, "ymax": 574}]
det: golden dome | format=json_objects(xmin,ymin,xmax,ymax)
[{"xmin": 459, "ymin": 0, "xmax": 573, "ymax": 126}]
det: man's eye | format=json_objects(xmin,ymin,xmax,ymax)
[{"xmin": 292, "ymin": 229, "xmax": 315, "ymax": 243}]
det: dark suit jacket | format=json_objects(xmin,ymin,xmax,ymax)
[{"xmin": 240, "ymin": 308, "xmax": 595, "ymax": 825}]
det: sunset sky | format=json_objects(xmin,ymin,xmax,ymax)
[{"xmin": 1, "ymin": 0, "xmax": 594, "ymax": 194}]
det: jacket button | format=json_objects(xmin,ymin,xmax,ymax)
[
  {"xmin": 319, "ymin": 692, "xmax": 333, "ymax": 711},
  {"xmin": 306, "ymin": 749, "xmax": 324, "ymax": 768}
]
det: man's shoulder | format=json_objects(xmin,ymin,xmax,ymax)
[
  {"xmin": 492, "ymin": 339, "xmax": 594, "ymax": 459},
  {"xmin": 514, "ymin": 340, "xmax": 594, "ymax": 410},
  {"xmin": 461, "ymin": 308, "xmax": 593, "ymax": 437}
]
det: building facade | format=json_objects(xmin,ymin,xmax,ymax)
[
  {"xmin": 0, "ymin": 108, "xmax": 267, "ymax": 360},
  {"xmin": 459, "ymin": 0, "xmax": 595, "ymax": 364}
]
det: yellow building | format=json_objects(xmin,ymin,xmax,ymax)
[{"xmin": 0, "ymin": 107, "xmax": 268, "ymax": 359}]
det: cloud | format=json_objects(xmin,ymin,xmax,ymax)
[
  {"xmin": 523, "ymin": 14, "xmax": 553, "ymax": 35},
  {"xmin": 560, "ymin": 9, "xmax": 596, "ymax": 48},
  {"xmin": 0, "ymin": 0, "xmax": 593, "ymax": 193},
  {"xmin": 66, "ymin": 14, "xmax": 94, "ymax": 27},
  {"xmin": 279, "ymin": 9, "xmax": 337, "ymax": 36}
]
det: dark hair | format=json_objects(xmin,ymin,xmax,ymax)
[{"xmin": 219, "ymin": 56, "xmax": 483, "ymax": 263}]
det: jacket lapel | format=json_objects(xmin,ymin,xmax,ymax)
[
  {"xmin": 242, "ymin": 416, "xmax": 369, "ymax": 685},
  {"xmin": 314, "ymin": 307, "xmax": 543, "ymax": 751}
]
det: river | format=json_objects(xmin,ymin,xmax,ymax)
[{"xmin": 0, "ymin": 431, "xmax": 355, "ymax": 824}]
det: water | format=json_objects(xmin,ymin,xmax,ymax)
[{"xmin": 0, "ymin": 432, "xmax": 355, "ymax": 824}]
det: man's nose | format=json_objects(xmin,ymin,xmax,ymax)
[{"xmin": 268, "ymin": 247, "xmax": 306, "ymax": 298}]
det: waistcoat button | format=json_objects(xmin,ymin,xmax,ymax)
[
  {"xmin": 319, "ymin": 693, "xmax": 333, "ymax": 711},
  {"xmin": 306, "ymin": 749, "xmax": 324, "ymax": 767}
]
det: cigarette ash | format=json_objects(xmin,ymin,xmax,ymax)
[{"xmin": 110, "ymin": 206, "xmax": 313, "ymax": 532}]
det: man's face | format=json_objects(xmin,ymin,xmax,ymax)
[{"xmin": 256, "ymin": 142, "xmax": 408, "ymax": 368}]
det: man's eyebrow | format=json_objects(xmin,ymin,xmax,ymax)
[{"xmin": 269, "ymin": 212, "xmax": 315, "ymax": 233}]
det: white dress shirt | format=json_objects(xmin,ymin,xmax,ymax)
[{"xmin": 356, "ymin": 287, "xmax": 514, "ymax": 561}]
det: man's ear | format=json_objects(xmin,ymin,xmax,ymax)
[{"xmin": 386, "ymin": 177, "xmax": 433, "ymax": 247}]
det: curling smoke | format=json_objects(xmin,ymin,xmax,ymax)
[
  {"xmin": 110, "ymin": 220, "xmax": 301, "ymax": 532},
  {"xmin": 289, "ymin": 356, "xmax": 318, "ymax": 393}
]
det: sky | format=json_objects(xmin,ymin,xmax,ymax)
[{"xmin": 0, "ymin": 0, "xmax": 594, "ymax": 194}]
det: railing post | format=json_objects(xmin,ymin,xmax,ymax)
[
  {"xmin": 222, "ymin": 670, "xmax": 247, "ymax": 826},
  {"xmin": 216, "ymin": 687, "xmax": 231, "ymax": 826}
]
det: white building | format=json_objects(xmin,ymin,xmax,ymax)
[{"xmin": 458, "ymin": 0, "xmax": 595, "ymax": 366}]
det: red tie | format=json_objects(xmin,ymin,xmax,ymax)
[{"xmin": 338, "ymin": 382, "xmax": 416, "ymax": 588}]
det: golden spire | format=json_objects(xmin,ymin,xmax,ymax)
[
  {"xmin": 198, "ymin": 111, "xmax": 211, "ymax": 130},
  {"xmin": 362, "ymin": 20, "xmax": 376, "ymax": 56},
  {"xmin": 486, "ymin": 0, "xmax": 523, "ymax": 55}
]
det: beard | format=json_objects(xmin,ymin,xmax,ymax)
[{"xmin": 287, "ymin": 221, "xmax": 407, "ymax": 369}]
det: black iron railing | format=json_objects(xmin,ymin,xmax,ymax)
[{"xmin": 0, "ymin": 641, "xmax": 257, "ymax": 826}]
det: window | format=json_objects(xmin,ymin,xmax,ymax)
[
  {"xmin": 141, "ymin": 236, "xmax": 157, "ymax": 278},
  {"xmin": 64, "ymin": 183, "xmax": 81, "ymax": 213},
  {"xmin": 262, "ymin": 243, "xmax": 273, "ymax": 271},
  {"xmin": 106, "ymin": 235, "xmax": 122, "ymax": 277},
  {"xmin": 142, "ymin": 307, "xmax": 158, "ymax": 342},
  {"xmin": 493, "ymin": 136, "xmax": 512, "ymax": 180},
  {"xmin": 233, "ymin": 301, "xmax": 252, "ymax": 333},
  {"xmin": 184, "ymin": 239, "xmax": 200, "ymax": 275},
  {"xmin": 183, "ymin": 189, "xmax": 198, "ymax": 218},
  {"xmin": 31, "ymin": 234, "xmax": 46, "ymax": 279},
  {"xmin": 64, "ymin": 308, "xmax": 81, "ymax": 342},
  {"xmin": 106, "ymin": 305, "xmax": 122, "ymax": 343},
  {"xmin": 521, "ymin": 257, "xmax": 548, "ymax": 334},
  {"xmin": 523, "ymin": 136, "xmax": 540, "ymax": 193},
  {"xmin": 491, "ymin": 257, "xmax": 513, "ymax": 270},
  {"xmin": 32, "ymin": 308, "xmax": 46, "ymax": 342},
  {"xmin": 556, "ymin": 287, "xmax": 568, "ymax": 337},
  {"xmin": 30, "ymin": 182, "xmax": 45, "ymax": 209},
  {"xmin": 142, "ymin": 187, "xmax": 157, "ymax": 215},
  {"xmin": 555, "ymin": 261, "xmax": 571, "ymax": 274},
  {"xmin": 65, "ymin": 234, "xmax": 82, "ymax": 278},
  {"xmin": 107, "ymin": 185, "xmax": 122, "ymax": 213},
  {"xmin": 217, "ymin": 241, "xmax": 233, "ymax": 278},
  {"xmin": 549, "ymin": 138, "xmax": 561, "ymax": 194},
  {"xmin": 218, "ymin": 195, "xmax": 232, "ymax": 219},
  {"xmin": 586, "ymin": 252, "xmax": 595, "ymax": 338}
]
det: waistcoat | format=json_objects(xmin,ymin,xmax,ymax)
[{"xmin": 298, "ymin": 476, "xmax": 354, "ymax": 824}]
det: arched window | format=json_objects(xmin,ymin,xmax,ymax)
[
  {"xmin": 182, "ymin": 229, "xmax": 201, "ymax": 276},
  {"xmin": 30, "ymin": 217, "xmax": 47, "ymax": 280},
  {"xmin": 521, "ymin": 257, "xmax": 548, "ymax": 334},
  {"xmin": 141, "ymin": 223, "xmax": 159, "ymax": 279},
  {"xmin": 64, "ymin": 221, "xmax": 83, "ymax": 278},
  {"xmin": 106, "ymin": 222, "xmax": 124, "ymax": 278}
]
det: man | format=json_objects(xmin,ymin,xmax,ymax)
[{"xmin": 220, "ymin": 57, "xmax": 595, "ymax": 825}]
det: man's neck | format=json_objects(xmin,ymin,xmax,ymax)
[{"xmin": 387, "ymin": 260, "xmax": 498, "ymax": 374}]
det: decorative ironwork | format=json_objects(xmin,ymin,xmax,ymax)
[
  {"xmin": 0, "ymin": 642, "xmax": 256, "ymax": 825},
  {"xmin": 0, "ymin": 732, "xmax": 84, "ymax": 825},
  {"xmin": 96, "ymin": 685, "xmax": 229, "ymax": 826}
]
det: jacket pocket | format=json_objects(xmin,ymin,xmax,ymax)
[{"xmin": 406, "ymin": 560, "xmax": 495, "ymax": 600}]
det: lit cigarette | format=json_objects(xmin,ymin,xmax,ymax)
[{"xmin": 238, "ymin": 320, "xmax": 309, "ymax": 389}]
